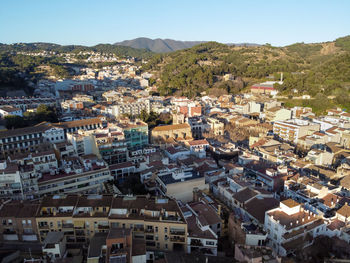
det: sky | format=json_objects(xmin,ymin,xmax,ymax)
[{"xmin": 0, "ymin": 0, "xmax": 349, "ymax": 46}]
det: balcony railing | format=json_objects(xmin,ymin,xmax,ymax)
[
  {"xmin": 38, "ymin": 225, "xmax": 49, "ymax": 229},
  {"xmin": 133, "ymin": 226, "xmax": 144, "ymax": 232},
  {"xmin": 170, "ymin": 236, "xmax": 185, "ymax": 243},
  {"xmin": 144, "ymin": 228, "xmax": 154, "ymax": 233},
  {"xmin": 110, "ymin": 248, "xmax": 128, "ymax": 256},
  {"xmin": 98, "ymin": 225, "xmax": 109, "ymax": 230},
  {"xmin": 3, "ymin": 230, "xmax": 16, "ymax": 235},
  {"xmin": 170, "ymin": 230, "xmax": 185, "ymax": 235},
  {"xmin": 62, "ymin": 223, "xmax": 74, "ymax": 229}
]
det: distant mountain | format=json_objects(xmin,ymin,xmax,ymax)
[
  {"xmin": 115, "ymin": 38, "xmax": 206, "ymax": 53},
  {"xmin": 226, "ymin": 43, "xmax": 261, "ymax": 47}
]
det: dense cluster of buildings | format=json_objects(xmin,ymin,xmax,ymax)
[{"xmin": 1, "ymin": 54, "xmax": 350, "ymax": 262}]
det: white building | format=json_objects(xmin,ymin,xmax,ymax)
[
  {"xmin": 42, "ymin": 232, "xmax": 66, "ymax": 259},
  {"xmin": 264, "ymin": 199, "xmax": 326, "ymax": 256},
  {"xmin": 0, "ymin": 106, "xmax": 23, "ymax": 118}
]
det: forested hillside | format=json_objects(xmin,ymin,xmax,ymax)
[{"xmin": 142, "ymin": 36, "xmax": 350, "ymax": 111}]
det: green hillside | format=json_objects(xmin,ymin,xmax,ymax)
[{"xmin": 142, "ymin": 36, "xmax": 350, "ymax": 111}]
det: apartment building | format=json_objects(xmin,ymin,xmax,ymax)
[
  {"xmin": 187, "ymin": 117, "xmax": 209, "ymax": 139},
  {"xmin": 273, "ymin": 119, "xmax": 320, "ymax": 144},
  {"xmin": 0, "ymin": 122, "xmax": 65, "ymax": 158},
  {"xmin": 67, "ymin": 130, "xmax": 100, "ymax": 156},
  {"xmin": 33, "ymin": 195, "xmax": 188, "ymax": 252},
  {"xmin": 156, "ymin": 167, "xmax": 208, "ymax": 202},
  {"xmin": 265, "ymin": 107, "xmax": 291, "ymax": 122},
  {"xmin": 0, "ymin": 97, "xmax": 56, "ymax": 111},
  {"xmin": 112, "ymin": 100, "xmax": 150, "ymax": 118},
  {"xmin": 60, "ymin": 100, "xmax": 84, "ymax": 112},
  {"xmin": 0, "ymin": 160, "xmax": 23, "ymax": 200},
  {"xmin": 181, "ymin": 201, "xmax": 220, "ymax": 256},
  {"xmin": 53, "ymin": 117, "xmax": 104, "ymax": 137},
  {"xmin": 264, "ymin": 199, "xmax": 326, "ymax": 256},
  {"xmin": 38, "ymin": 154, "xmax": 111, "ymax": 196},
  {"xmin": 0, "ymin": 105, "xmax": 23, "ymax": 118},
  {"xmin": 116, "ymin": 120, "xmax": 148, "ymax": 151},
  {"xmin": 0, "ymin": 201, "xmax": 40, "ymax": 242}
]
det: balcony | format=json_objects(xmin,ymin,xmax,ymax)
[
  {"xmin": 146, "ymin": 241, "xmax": 156, "ymax": 247},
  {"xmin": 62, "ymin": 223, "xmax": 74, "ymax": 229},
  {"xmin": 170, "ymin": 236, "xmax": 185, "ymax": 243},
  {"xmin": 170, "ymin": 230, "xmax": 185, "ymax": 236},
  {"xmin": 110, "ymin": 247, "xmax": 128, "ymax": 256},
  {"xmin": 133, "ymin": 226, "xmax": 144, "ymax": 232},
  {"xmin": 98, "ymin": 224, "xmax": 110, "ymax": 230},
  {"xmin": 3, "ymin": 229, "xmax": 16, "ymax": 235},
  {"xmin": 75, "ymin": 230, "xmax": 85, "ymax": 236},
  {"xmin": 38, "ymin": 225, "xmax": 49, "ymax": 230},
  {"xmin": 144, "ymin": 228, "xmax": 154, "ymax": 233}
]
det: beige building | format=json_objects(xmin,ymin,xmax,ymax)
[
  {"xmin": 265, "ymin": 107, "xmax": 291, "ymax": 122},
  {"xmin": 273, "ymin": 119, "xmax": 320, "ymax": 144},
  {"xmin": 34, "ymin": 194, "xmax": 188, "ymax": 252},
  {"xmin": 206, "ymin": 117, "xmax": 224, "ymax": 136},
  {"xmin": 151, "ymin": 123, "xmax": 192, "ymax": 145},
  {"xmin": 157, "ymin": 173, "xmax": 208, "ymax": 203}
]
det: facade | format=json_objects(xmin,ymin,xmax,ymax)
[
  {"xmin": 117, "ymin": 120, "xmax": 148, "ymax": 150},
  {"xmin": 38, "ymin": 155, "xmax": 111, "ymax": 196},
  {"xmin": 112, "ymin": 100, "xmax": 151, "ymax": 118},
  {"xmin": 265, "ymin": 107, "xmax": 292, "ymax": 122},
  {"xmin": 0, "ymin": 201, "xmax": 40, "ymax": 242},
  {"xmin": 0, "ymin": 97, "xmax": 56, "ymax": 111},
  {"xmin": 181, "ymin": 202, "xmax": 219, "ymax": 256},
  {"xmin": 273, "ymin": 119, "xmax": 320, "ymax": 144},
  {"xmin": 151, "ymin": 123, "xmax": 192, "ymax": 145},
  {"xmin": 206, "ymin": 117, "xmax": 224, "ymax": 136},
  {"xmin": 0, "ymin": 122, "xmax": 64, "ymax": 158},
  {"xmin": 156, "ymin": 168, "xmax": 208, "ymax": 202},
  {"xmin": 32, "ymin": 195, "xmax": 188, "ymax": 252},
  {"xmin": 0, "ymin": 105, "xmax": 23, "ymax": 118},
  {"xmin": 264, "ymin": 199, "xmax": 326, "ymax": 256},
  {"xmin": 53, "ymin": 118, "xmax": 104, "ymax": 137}
]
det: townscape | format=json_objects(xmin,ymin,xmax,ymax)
[
  {"xmin": 0, "ymin": 43, "xmax": 350, "ymax": 263},
  {"xmin": 1, "ymin": 1, "xmax": 350, "ymax": 262}
]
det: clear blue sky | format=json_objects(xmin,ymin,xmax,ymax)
[{"xmin": 0, "ymin": 0, "xmax": 349, "ymax": 46}]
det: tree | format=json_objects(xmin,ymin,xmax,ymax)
[{"xmin": 5, "ymin": 115, "xmax": 26, "ymax": 129}]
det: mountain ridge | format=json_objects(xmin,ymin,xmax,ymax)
[{"xmin": 115, "ymin": 37, "xmax": 206, "ymax": 53}]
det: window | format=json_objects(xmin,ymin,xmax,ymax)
[
  {"xmin": 8, "ymin": 219, "xmax": 12, "ymax": 225},
  {"xmin": 22, "ymin": 220, "xmax": 26, "ymax": 225},
  {"xmin": 164, "ymin": 227, "xmax": 168, "ymax": 233},
  {"xmin": 165, "ymin": 244, "xmax": 168, "ymax": 249},
  {"xmin": 2, "ymin": 220, "xmax": 6, "ymax": 226},
  {"xmin": 206, "ymin": 241, "xmax": 215, "ymax": 246},
  {"xmin": 155, "ymin": 226, "xmax": 158, "ymax": 232}
]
